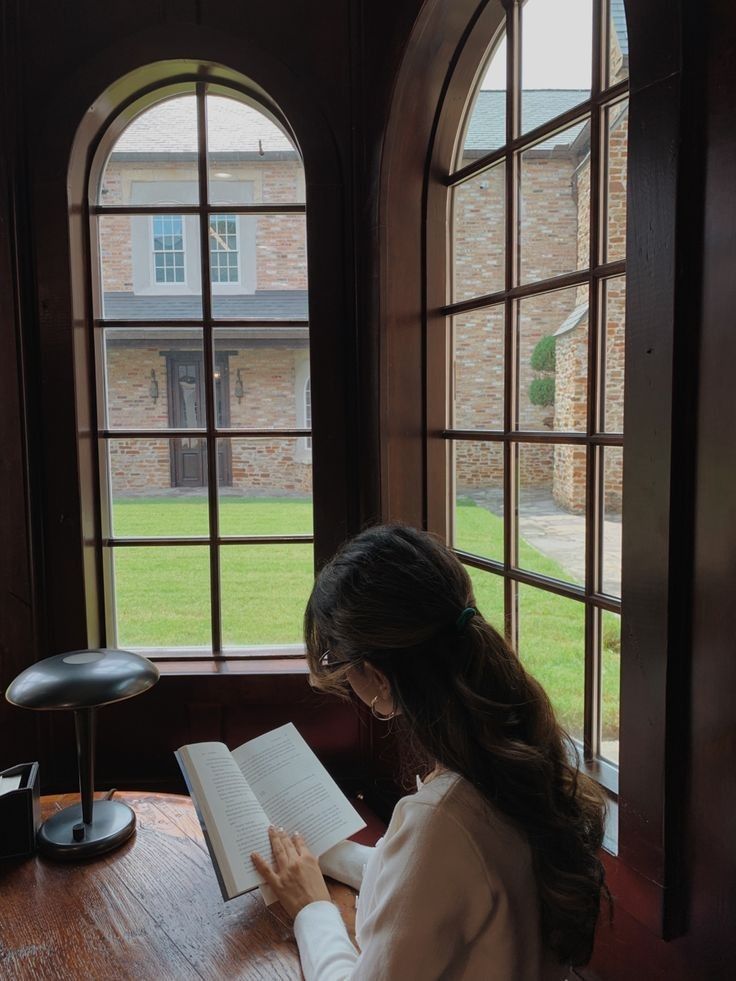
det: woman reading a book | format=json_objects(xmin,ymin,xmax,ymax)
[{"xmin": 251, "ymin": 525, "xmax": 608, "ymax": 980}]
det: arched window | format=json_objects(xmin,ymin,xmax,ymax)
[
  {"xmin": 436, "ymin": 0, "xmax": 628, "ymax": 803},
  {"xmin": 88, "ymin": 82, "xmax": 313, "ymax": 657}
]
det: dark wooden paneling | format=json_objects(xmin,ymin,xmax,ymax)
[
  {"xmin": 22, "ymin": 671, "xmax": 374, "ymax": 797},
  {"xmin": 587, "ymin": 0, "xmax": 736, "ymax": 976},
  {"xmin": 0, "ymin": 0, "xmax": 43, "ymax": 777}
]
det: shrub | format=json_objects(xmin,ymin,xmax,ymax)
[
  {"xmin": 530, "ymin": 335, "xmax": 556, "ymax": 373},
  {"xmin": 529, "ymin": 377, "xmax": 555, "ymax": 406}
]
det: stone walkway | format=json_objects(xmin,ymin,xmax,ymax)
[
  {"xmin": 464, "ymin": 487, "xmax": 621, "ymax": 766},
  {"xmin": 464, "ymin": 487, "xmax": 622, "ymax": 596}
]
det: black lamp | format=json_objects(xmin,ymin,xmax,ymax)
[{"xmin": 5, "ymin": 648, "xmax": 159, "ymax": 860}]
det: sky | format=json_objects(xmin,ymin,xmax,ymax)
[{"xmin": 482, "ymin": 0, "xmax": 593, "ymax": 90}]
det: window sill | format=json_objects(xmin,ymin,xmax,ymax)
[{"xmin": 153, "ymin": 656, "xmax": 310, "ymax": 676}]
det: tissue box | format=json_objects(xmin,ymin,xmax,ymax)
[{"xmin": 0, "ymin": 762, "xmax": 40, "ymax": 860}]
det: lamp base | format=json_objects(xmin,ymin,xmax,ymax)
[{"xmin": 37, "ymin": 800, "xmax": 136, "ymax": 860}]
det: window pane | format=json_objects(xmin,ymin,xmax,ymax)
[
  {"xmin": 454, "ymin": 441, "xmax": 504, "ymax": 564},
  {"xmin": 210, "ymin": 214, "xmax": 307, "ymax": 320},
  {"xmin": 453, "ymin": 305, "xmax": 505, "ymax": 430},
  {"xmin": 220, "ymin": 544, "xmax": 313, "ymax": 647},
  {"xmin": 517, "ymin": 285, "xmax": 589, "ymax": 433},
  {"xmin": 207, "ymin": 94, "xmax": 305, "ymax": 205},
  {"xmin": 457, "ymin": 33, "xmax": 506, "ymax": 169},
  {"xmin": 113, "ymin": 545, "xmax": 211, "ymax": 649},
  {"xmin": 602, "ymin": 446, "xmax": 623, "ymax": 597},
  {"xmin": 209, "ymin": 214, "xmax": 240, "ymax": 284},
  {"xmin": 517, "ymin": 442, "xmax": 586, "ymax": 586},
  {"xmin": 518, "ymin": 584, "xmax": 585, "ymax": 741},
  {"xmin": 452, "ymin": 164, "xmax": 505, "ymax": 303},
  {"xmin": 107, "ymin": 438, "xmax": 209, "ymax": 537},
  {"xmin": 601, "ymin": 276, "xmax": 625, "ymax": 433},
  {"xmin": 97, "ymin": 215, "xmax": 203, "ymax": 320},
  {"xmin": 98, "ymin": 95, "xmax": 200, "ymax": 206},
  {"xmin": 607, "ymin": 0, "xmax": 629, "ymax": 86},
  {"xmin": 600, "ymin": 609, "xmax": 621, "ymax": 763},
  {"xmin": 152, "ymin": 215, "xmax": 185, "ymax": 284},
  {"xmin": 604, "ymin": 100, "xmax": 628, "ymax": 264},
  {"xmin": 213, "ymin": 329, "xmax": 309, "ymax": 430},
  {"xmin": 465, "ymin": 565, "xmax": 506, "ymax": 634},
  {"xmin": 518, "ymin": 117, "xmax": 591, "ymax": 286},
  {"xmin": 521, "ymin": 0, "xmax": 592, "ymax": 135},
  {"xmin": 217, "ymin": 438, "xmax": 313, "ymax": 536},
  {"xmin": 102, "ymin": 327, "xmax": 206, "ymax": 430}
]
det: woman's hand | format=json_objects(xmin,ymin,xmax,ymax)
[{"xmin": 251, "ymin": 826, "xmax": 332, "ymax": 918}]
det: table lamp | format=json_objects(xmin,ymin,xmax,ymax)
[{"xmin": 5, "ymin": 648, "xmax": 159, "ymax": 860}]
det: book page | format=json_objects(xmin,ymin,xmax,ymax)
[
  {"xmin": 232, "ymin": 723, "xmax": 366, "ymax": 859},
  {"xmin": 176, "ymin": 742, "xmax": 271, "ymax": 899}
]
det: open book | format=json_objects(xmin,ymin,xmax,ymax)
[{"xmin": 175, "ymin": 722, "xmax": 366, "ymax": 902}]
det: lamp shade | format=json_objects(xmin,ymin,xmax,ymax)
[{"xmin": 6, "ymin": 648, "xmax": 159, "ymax": 711}]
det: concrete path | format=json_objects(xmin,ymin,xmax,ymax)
[{"xmin": 464, "ymin": 487, "xmax": 622, "ymax": 596}]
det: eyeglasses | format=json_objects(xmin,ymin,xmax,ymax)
[{"xmin": 319, "ymin": 650, "xmax": 354, "ymax": 670}]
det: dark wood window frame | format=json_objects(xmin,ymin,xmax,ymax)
[
  {"xmin": 88, "ymin": 80, "xmax": 312, "ymax": 659},
  {"xmin": 379, "ymin": 0, "xmax": 688, "ymax": 941},
  {"xmin": 432, "ymin": 0, "xmax": 626, "ymax": 807},
  {"xmin": 64, "ymin": 53, "xmax": 357, "ymax": 675}
]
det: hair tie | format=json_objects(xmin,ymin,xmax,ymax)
[{"xmin": 455, "ymin": 607, "xmax": 477, "ymax": 632}]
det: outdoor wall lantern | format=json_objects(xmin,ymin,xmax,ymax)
[
  {"xmin": 235, "ymin": 368, "xmax": 244, "ymax": 403},
  {"xmin": 149, "ymin": 369, "xmax": 159, "ymax": 402}
]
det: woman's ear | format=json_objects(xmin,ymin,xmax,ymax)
[{"xmin": 361, "ymin": 661, "xmax": 392, "ymax": 698}]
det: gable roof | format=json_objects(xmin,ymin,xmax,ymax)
[
  {"xmin": 112, "ymin": 96, "xmax": 299, "ymax": 159},
  {"xmin": 464, "ymin": 90, "xmax": 589, "ymax": 156},
  {"xmin": 610, "ymin": 0, "xmax": 629, "ymax": 58},
  {"xmin": 103, "ymin": 289, "xmax": 309, "ymax": 321}
]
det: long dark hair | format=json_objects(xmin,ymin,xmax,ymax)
[{"xmin": 305, "ymin": 524, "xmax": 608, "ymax": 967}]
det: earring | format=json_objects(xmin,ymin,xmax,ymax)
[{"xmin": 371, "ymin": 694, "xmax": 396, "ymax": 721}]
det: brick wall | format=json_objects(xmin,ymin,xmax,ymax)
[
  {"xmin": 100, "ymin": 159, "xmax": 306, "ymax": 293},
  {"xmin": 106, "ymin": 342, "xmax": 311, "ymax": 495},
  {"xmin": 100, "ymin": 122, "xmax": 626, "ymax": 511}
]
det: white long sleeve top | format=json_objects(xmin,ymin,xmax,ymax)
[{"xmin": 294, "ymin": 771, "xmax": 569, "ymax": 980}]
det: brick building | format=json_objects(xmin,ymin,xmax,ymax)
[{"xmin": 101, "ymin": 25, "xmax": 627, "ymax": 515}]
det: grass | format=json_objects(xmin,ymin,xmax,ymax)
[
  {"xmin": 112, "ymin": 496, "xmax": 619, "ymax": 739},
  {"xmin": 113, "ymin": 498, "xmax": 313, "ymax": 649}
]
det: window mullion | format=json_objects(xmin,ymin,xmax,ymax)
[
  {"xmin": 502, "ymin": 3, "xmax": 522, "ymax": 649},
  {"xmin": 196, "ymin": 82, "xmax": 222, "ymax": 656},
  {"xmin": 582, "ymin": 0, "xmax": 608, "ymax": 759}
]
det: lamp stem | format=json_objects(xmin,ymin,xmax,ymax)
[{"xmin": 74, "ymin": 707, "xmax": 96, "ymax": 825}]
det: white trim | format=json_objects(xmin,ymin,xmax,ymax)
[
  {"xmin": 294, "ymin": 354, "xmax": 312, "ymax": 463},
  {"xmin": 128, "ymin": 180, "xmax": 255, "ymax": 296}
]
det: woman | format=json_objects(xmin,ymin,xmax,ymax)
[{"xmin": 252, "ymin": 525, "xmax": 608, "ymax": 980}]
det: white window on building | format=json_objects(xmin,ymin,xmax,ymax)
[
  {"xmin": 152, "ymin": 215, "xmax": 185, "ymax": 284},
  {"xmin": 209, "ymin": 214, "xmax": 239, "ymax": 284}
]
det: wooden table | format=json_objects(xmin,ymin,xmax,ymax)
[{"xmin": 0, "ymin": 792, "xmax": 361, "ymax": 980}]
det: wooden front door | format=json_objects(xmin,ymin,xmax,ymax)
[{"xmin": 166, "ymin": 353, "xmax": 232, "ymax": 487}]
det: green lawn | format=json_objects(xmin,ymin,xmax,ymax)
[{"xmin": 112, "ymin": 496, "xmax": 619, "ymax": 739}]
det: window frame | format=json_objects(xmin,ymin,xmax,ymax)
[
  {"xmin": 379, "ymin": 0, "xmax": 687, "ymax": 941},
  {"xmin": 208, "ymin": 212, "xmax": 241, "ymax": 287},
  {"xmin": 151, "ymin": 213, "xmax": 187, "ymax": 286},
  {"xmin": 86, "ymin": 78, "xmax": 315, "ymax": 661},
  {"xmin": 434, "ymin": 1, "xmax": 628, "ymax": 800}
]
